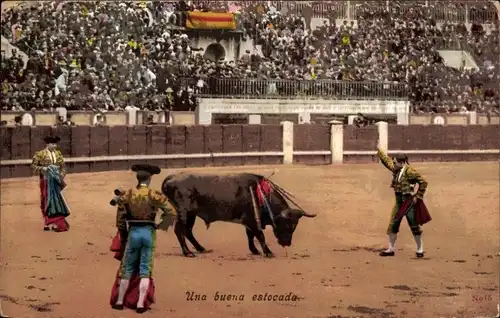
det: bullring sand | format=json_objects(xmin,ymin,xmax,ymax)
[{"xmin": 1, "ymin": 162, "xmax": 499, "ymax": 318}]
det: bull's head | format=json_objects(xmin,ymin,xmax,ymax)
[{"xmin": 272, "ymin": 208, "xmax": 316, "ymax": 247}]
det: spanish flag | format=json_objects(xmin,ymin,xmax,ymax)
[{"xmin": 186, "ymin": 11, "xmax": 236, "ymax": 30}]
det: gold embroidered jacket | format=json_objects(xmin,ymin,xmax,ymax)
[
  {"xmin": 377, "ymin": 148, "xmax": 428, "ymax": 199},
  {"xmin": 116, "ymin": 185, "xmax": 177, "ymax": 231},
  {"xmin": 31, "ymin": 149, "xmax": 67, "ymax": 177}
]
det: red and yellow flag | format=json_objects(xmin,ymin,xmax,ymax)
[{"xmin": 186, "ymin": 11, "xmax": 236, "ymax": 30}]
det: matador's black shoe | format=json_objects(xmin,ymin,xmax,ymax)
[
  {"xmin": 379, "ymin": 250, "xmax": 395, "ymax": 257},
  {"xmin": 136, "ymin": 307, "xmax": 148, "ymax": 314},
  {"xmin": 416, "ymin": 252, "xmax": 424, "ymax": 258},
  {"xmin": 43, "ymin": 226, "xmax": 51, "ymax": 231},
  {"xmin": 111, "ymin": 304, "xmax": 124, "ymax": 310}
]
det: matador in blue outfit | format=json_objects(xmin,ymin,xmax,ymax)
[{"xmin": 112, "ymin": 164, "xmax": 176, "ymax": 313}]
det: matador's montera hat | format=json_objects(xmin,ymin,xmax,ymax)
[
  {"xmin": 43, "ymin": 135, "xmax": 61, "ymax": 144},
  {"xmin": 131, "ymin": 164, "xmax": 161, "ymax": 177},
  {"xmin": 393, "ymin": 153, "xmax": 409, "ymax": 163}
]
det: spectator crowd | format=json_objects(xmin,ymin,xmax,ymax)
[{"xmin": 1, "ymin": 0, "xmax": 499, "ymax": 115}]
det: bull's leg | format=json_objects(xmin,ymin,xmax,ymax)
[
  {"xmin": 185, "ymin": 215, "xmax": 210, "ymax": 253},
  {"xmin": 255, "ymin": 231, "xmax": 274, "ymax": 258},
  {"xmin": 174, "ymin": 221, "xmax": 195, "ymax": 257},
  {"xmin": 245, "ymin": 228, "xmax": 261, "ymax": 255}
]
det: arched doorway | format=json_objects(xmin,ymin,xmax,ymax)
[{"xmin": 203, "ymin": 43, "xmax": 226, "ymax": 62}]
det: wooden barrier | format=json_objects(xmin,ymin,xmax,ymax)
[{"xmin": 0, "ymin": 123, "xmax": 498, "ymax": 179}]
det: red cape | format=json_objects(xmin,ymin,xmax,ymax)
[
  {"xmin": 395, "ymin": 197, "xmax": 432, "ymax": 225},
  {"xmin": 109, "ymin": 232, "xmax": 155, "ymax": 309},
  {"xmin": 48, "ymin": 216, "xmax": 70, "ymax": 232}
]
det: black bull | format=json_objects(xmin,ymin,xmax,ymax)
[{"xmin": 161, "ymin": 173, "xmax": 316, "ymax": 257}]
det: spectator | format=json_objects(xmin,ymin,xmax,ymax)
[
  {"xmin": 59, "ymin": 114, "xmax": 76, "ymax": 126},
  {"xmin": 14, "ymin": 115, "xmax": 23, "ymax": 126},
  {"xmin": 145, "ymin": 114, "xmax": 156, "ymax": 125},
  {"xmin": 0, "ymin": 1, "xmax": 498, "ymax": 114},
  {"xmin": 94, "ymin": 114, "xmax": 106, "ymax": 126},
  {"xmin": 353, "ymin": 113, "xmax": 368, "ymax": 127}
]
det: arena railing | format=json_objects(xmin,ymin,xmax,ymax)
[
  {"xmin": 459, "ymin": 40, "xmax": 484, "ymax": 68},
  {"xmin": 347, "ymin": 1, "xmax": 497, "ymax": 23},
  {"xmin": 433, "ymin": 36, "xmax": 464, "ymax": 50},
  {"xmin": 163, "ymin": 1, "xmax": 497, "ymax": 23},
  {"xmin": 271, "ymin": 1, "xmax": 348, "ymax": 19},
  {"xmin": 179, "ymin": 78, "xmax": 409, "ymax": 100}
]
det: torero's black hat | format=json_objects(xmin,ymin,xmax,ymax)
[
  {"xmin": 43, "ymin": 136, "xmax": 61, "ymax": 144},
  {"xmin": 131, "ymin": 164, "xmax": 161, "ymax": 176},
  {"xmin": 393, "ymin": 153, "xmax": 408, "ymax": 163}
]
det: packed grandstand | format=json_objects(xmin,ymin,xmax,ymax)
[{"xmin": 1, "ymin": 1, "xmax": 499, "ymax": 115}]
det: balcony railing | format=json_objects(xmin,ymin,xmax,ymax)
[
  {"xmin": 158, "ymin": 1, "xmax": 498, "ymax": 24},
  {"xmin": 279, "ymin": 1, "xmax": 498, "ymax": 24},
  {"xmin": 180, "ymin": 78, "xmax": 409, "ymax": 100}
]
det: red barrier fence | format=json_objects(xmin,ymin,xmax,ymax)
[{"xmin": 1, "ymin": 124, "xmax": 498, "ymax": 179}]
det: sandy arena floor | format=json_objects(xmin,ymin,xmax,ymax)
[{"xmin": 1, "ymin": 162, "xmax": 499, "ymax": 318}]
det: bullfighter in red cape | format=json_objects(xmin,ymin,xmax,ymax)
[
  {"xmin": 376, "ymin": 146, "xmax": 431, "ymax": 258},
  {"xmin": 31, "ymin": 135, "xmax": 70, "ymax": 232},
  {"xmin": 110, "ymin": 163, "xmax": 177, "ymax": 313}
]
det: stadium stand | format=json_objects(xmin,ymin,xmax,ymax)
[{"xmin": 1, "ymin": 1, "xmax": 498, "ymax": 115}]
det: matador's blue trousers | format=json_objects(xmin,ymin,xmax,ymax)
[{"xmin": 119, "ymin": 225, "xmax": 156, "ymax": 279}]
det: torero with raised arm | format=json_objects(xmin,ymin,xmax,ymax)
[{"xmin": 376, "ymin": 146, "xmax": 432, "ymax": 258}]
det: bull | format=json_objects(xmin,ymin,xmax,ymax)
[{"xmin": 161, "ymin": 172, "xmax": 316, "ymax": 258}]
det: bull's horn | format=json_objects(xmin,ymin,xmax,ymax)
[{"xmin": 300, "ymin": 211, "xmax": 317, "ymax": 218}]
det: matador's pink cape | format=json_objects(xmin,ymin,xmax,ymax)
[
  {"xmin": 395, "ymin": 197, "xmax": 432, "ymax": 225},
  {"xmin": 109, "ymin": 232, "xmax": 155, "ymax": 309}
]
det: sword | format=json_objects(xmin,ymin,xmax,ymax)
[{"xmin": 249, "ymin": 186, "xmax": 262, "ymax": 231}]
